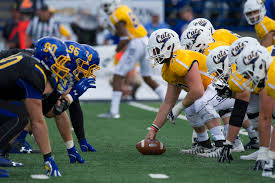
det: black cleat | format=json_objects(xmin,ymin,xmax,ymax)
[{"xmin": 244, "ymin": 137, "xmax": 259, "ymax": 150}]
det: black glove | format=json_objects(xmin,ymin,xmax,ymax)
[
  {"xmin": 254, "ymin": 160, "xmax": 266, "ymax": 171},
  {"xmin": 215, "ymin": 85, "xmax": 233, "ymax": 98},
  {"xmin": 218, "ymin": 143, "xmax": 233, "ymax": 163}
]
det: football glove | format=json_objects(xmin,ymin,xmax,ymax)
[
  {"xmin": 254, "ymin": 160, "xmax": 266, "ymax": 171},
  {"xmin": 262, "ymin": 159, "xmax": 274, "ymax": 177},
  {"xmin": 215, "ymin": 85, "xmax": 232, "ymax": 98},
  {"xmin": 56, "ymin": 76, "xmax": 73, "ymax": 95},
  {"xmin": 44, "ymin": 156, "xmax": 61, "ymax": 177},
  {"xmin": 79, "ymin": 138, "xmax": 97, "ymax": 152},
  {"xmin": 167, "ymin": 102, "xmax": 185, "ymax": 124},
  {"xmin": 69, "ymin": 78, "xmax": 96, "ymax": 101},
  {"xmin": 218, "ymin": 142, "xmax": 233, "ymax": 163},
  {"xmin": 67, "ymin": 146, "xmax": 85, "ymax": 164}
]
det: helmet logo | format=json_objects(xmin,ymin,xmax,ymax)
[
  {"xmin": 213, "ymin": 50, "xmax": 228, "ymax": 64},
  {"xmin": 186, "ymin": 29, "xmax": 202, "ymax": 43},
  {"xmin": 231, "ymin": 41, "xmax": 248, "ymax": 56},
  {"xmin": 156, "ymin": 32, "xmax": 173, "ymax": 43},
  {"xmin": 156, "ymin": 32, "xmax": 174, "ymax": 49},
  {"xmin": 243, "ymin": 51, "xmax": 259, "ymax": 65},
  {"xmin": 194, "ymin": 20, "xmax": 207, "ymax": 27}
]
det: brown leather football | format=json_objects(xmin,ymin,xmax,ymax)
[{"xmin": 136, "ymin": 139, "xmax": 166, "ymax": 155}]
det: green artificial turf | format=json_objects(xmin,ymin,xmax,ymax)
[{"xmin": 2, "ymin": 102, "xmax": 273, "ymax": 183}]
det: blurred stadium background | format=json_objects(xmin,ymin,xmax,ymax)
[{"xmin": 0, "ymin": 0, "xmax": 270, "ymax": 101}]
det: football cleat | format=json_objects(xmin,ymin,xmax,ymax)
[
  {"xmin": 197, "ymin": 147, "xmax": 223, "ymax": 158},
  {"xmin": 97, "ymin": 112, "xmax": 120, "ymax": 119},
  {"xmin": 262, "ymin": 159, "xmax": 274, "ymax": 177},
  {"xmin": 9, "ymin": 140, "xmax": 40, "ymax": 154},
  {"xmin": 0, "ymin": 157, "xmax": 24, "ymax": 167},
  {"xmin": 244, "ymin": 137, "xmax": 259, "ymax": 150},
  {"xmin": 240, "ymin": 150, "xmax": 259, "ymax": 160},
  {"xmin": 232, "ymin": 136, "xmax": 245, "ymax": 152},
  {"xmin": 180, "ymin": 145, "xmax": 211, "ymax": 155}
]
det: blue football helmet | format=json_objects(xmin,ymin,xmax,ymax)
[
  {"xmin": 64, "ymin": 41, "xmax": 89, "ymax": 80},
  {"xmin": 34, "ymin": 37, "xmax": 71, "ymax": 79},
  {"xmin": 81, "ymin": 44, "xmax": 100, "ymax": 78}
]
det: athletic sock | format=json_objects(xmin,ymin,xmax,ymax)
[
  {"xmin": 210, "ymin": 126, "xmax": 225, "ymax": 141},
  {"xmin": 223, "ymin": 124, "xmax": 229, "ymax": 137},
  {"xmin": 110, "ymin": 91, "xmax": 122, "ymax": 114},
  {"xmin": 197, "ymin": 131, "xmax": 209, "ymax": 142},
  {"xmin": 154, "ymin": 86, "xmax": 165, "ymax": 101},
  {"xmin": 15, "ymin": 130, "xmax": 28, "ymax": 142},
  {"xmin": 245, "ymin": 126, "xmax": 258, "ymax": 139}
]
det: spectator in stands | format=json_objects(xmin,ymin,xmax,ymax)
[
  {"xmin": 165, "ymin": 0, "xmax": 186, "ymax": 26},
  {"xmin": 173, "ymin": 5, "xmax": 194, "ymax": 36},
  {"xmin": 2, "ymin": 4, "xmax": 31, "ymax": 49},
  {"xmin": 26, "ymin": 4, "xmax": 60, "ymax": 47},
  {"xmin": 265, "ymin": 0, "xmax": 275, "ymax": 19},
  {"xmin": 203, "ymin": 0, "xmax": 229, "ymax": 26},
  {"xmin": 144, "ymin": 11, "xmax": 170, "ymax": 36}
]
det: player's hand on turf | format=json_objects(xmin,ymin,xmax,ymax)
[
  {"xmin": 44, "ymin": 156, "xmax": 62, "ymax": 177},
  {"xmin": 69, "ymin": 78, "xmax": 96, "ymax": 101},
  {"xmin": 79, "ymin": 138, "xmax": 97, "ymax": 152},
  {"xmin": 215, "ymin": 85, "xmax": 232, "ymax": 98},
  {"xmin": 145, "ymin": 129, "xmax": 156, "ymax": 140},
  {"xmin": 67, "ymin": 146, "xmax": 85, "ymax": 164},
  {"xmin": 218, "ymin": 142, "xmax": 233, "ymax": 163}
]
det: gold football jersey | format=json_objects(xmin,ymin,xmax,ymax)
[
  {"xmin": 161, "ymin": 49, "xmax": 212, "ymax": 91},
  {"xmin": 109, "ymin": 5, "xmax": 147, "ymax": 39},
  {"xmin": 265, "ymin": 46, "xmax": 275, "ymax": 99},
  {"xmin": 255, "ymin": 16, "xmax": 275, "ymax": 45},
  {"xmin": 212, "ymin": 29, "xmax": 240, "ymax": 45}
]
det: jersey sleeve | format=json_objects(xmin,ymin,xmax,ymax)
[
  {"xmin": 255, "ymin": 16, "xmax": 275, "ymax": 40},
  {"xmin": 213, "ymin": 29, "xmax": 239, "ymax": 45},
  {"xmin": 110, "ymin": 6, "xmax": 128, "ymax": 25}
]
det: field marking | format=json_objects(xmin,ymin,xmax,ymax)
[
  {"xmin": 148, "ymin": 174, "xmax": 169, "ymax": 179},
  {"xmin": 128, "ymin": 101, "xmax": 248, "ymax": 136},
  {"xmin": 128, "ymin": 101, "xmax": 187, "ymax": 120}
]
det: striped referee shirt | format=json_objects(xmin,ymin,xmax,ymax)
[{"xmin": 26, "ymin": 16, "xmax": 60, "ymax": 44}]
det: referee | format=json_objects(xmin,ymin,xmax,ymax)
[{"xmin": 26, "ymin": 4, "xmax": 60, "ymax": 47}]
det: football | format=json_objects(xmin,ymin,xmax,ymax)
[{"xmin": 136, "ymin": 139, "xmax": 166, "ymax": 155}]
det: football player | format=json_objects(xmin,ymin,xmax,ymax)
[
  {"xmin": 218, "ymin": 44, "xmax": 274, "ymax": 170},
  {"xmin": 244, "ymin": 0, "xmax": 275, "ymax": 47},
  {"xmin": 146, "ymin": 28, "xmax": 227, "ymax": 156},
  {"xmin": 98, "ymin": 0, "xmax": 165, "ymax": 119},
  {"xmin": 0, "ymin": 37, "xmax": 70, "ymax": 176},
  {"xmin": 231, "ymin": 45, "xmax": 275, "ymax": 177}
]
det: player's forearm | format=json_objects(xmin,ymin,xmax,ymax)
[
  {"xmin": 116, "ymin": 40, "xmax": 129, "ymax": 52},
  {"xmin": 182, "ymin": 88, "xmax": 204, "ymax": 108},
  {"xmin": 153, "ymin": 102, "xmax": 174, "ymax": 128},
  {"xmin": 55, "ymin": 112, "xmax": 73, "ymax": 142},
  {"xmin": 31, "ymin": 117, "xmax": 51, "ymax": 154},
  {"xmin": 260, "ymin": 32, "xmax": 274, "ymax": 47}
]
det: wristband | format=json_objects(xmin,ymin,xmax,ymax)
[
  {"xmin": 43, "ymin": 152, "xmax": 52, "ymax": 161},
  {"xmin": 151, "ymin": 124, "xmax": 160, "ymax": 132},
  {"xmin": 120, "ymin": 36, "xmax": 129, "ymax": 41},
  {"xmin": 65, "ymin": 94, "xmax": 74, "ymax": 104}
]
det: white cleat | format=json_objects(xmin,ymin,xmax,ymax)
[
  {"xmin": 197, "ymin": 147, "xmax": 223, "ymax": 158},
  {"xmin": 97, "ymin": 112, "xmax": 120, "ymax": 119},
  {"xmin": 180, "ymin": 145, "xmax": 211, "ymax": 155},
  {"xmin": 240, "ymin": 150, "xmax": 259, "ymax": 160},
  {"xmin": 232, "ymin": 137, "xmax": 245, "ymax": 152},
  {"xmin": 262, "ymin": 159, "xmax": 274, "ymax": 177}
]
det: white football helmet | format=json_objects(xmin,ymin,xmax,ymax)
[
  {"xmin": 148, "ymin": 29, "xmax": 181, "ymax": 64},
  {"xmin": 187, "ymin": 18, "xmax": 215, "ymax": 34},
  {"xmin": 100, "ymin": 0, "xmax": 120, "ymax": 15},
  {"xmin": 180, "ymin": 25, "xmax": 213, "ymax": 53},
  {"xmin": 228, "ymin": 37, "xmax": 260, "ymax": 66},
  {"xmin": 235, "ymin": 45, "xmax": 272, "ymax": 92},
  {"xmin": 207, "ymin": 46, "xmax": 230, "ymax": 89},
  {"xmin": 243, "ymin": 0, "xmax": 266, "ymax": 25}
]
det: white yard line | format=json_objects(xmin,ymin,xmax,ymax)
[
  {"xmin": 128, "ymin": 101, "xmax": 249, "ymax": 136},
  {"xmin": 128, "ymin": 101, "xmax": 187, "ymax": 120}
]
